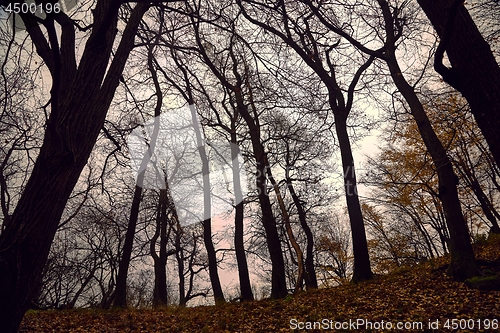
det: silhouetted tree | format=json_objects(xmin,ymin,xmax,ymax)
[
  {"xmin": 237, "ymin": 0, "xmax": 375, "ymax": 283},
  {"xmin": 0, "ymin": 1, "xmax": 176, "ymax": 331},
  {"xmin": 417, "ymin": 0, "xmax": 500, "ymax": 169}
]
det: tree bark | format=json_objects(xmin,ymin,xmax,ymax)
[
  {"xmin": 378, "ymin": 0, "xmax": 480, "ymax": 280},
  {"xmin": 188, "ymin": 105, "xmax": 225, "ymax": 305},
  {"xmin": 333, "ymin": 111, "xmax": 374, "ymax": 283},
  {"xmin": 417, "ymin": 0, "xmax": 500, "ymax": 168},
  {"xmin": 265, "ymin": 158, "xmax": 305, "ymax": 293},
  {"xmin": 113, "ymin": 185, "xmax": 142, "ymax": 308},
  {"xmin": 0, "ymin": 2, "xmax": 149, "ymax": 331},
  {"xmin": 286, "ymin": 178, "xmax": 318, "ymax": 290},
  {"xmin": 231, "ymin": 131, "xmax": 254, "ymax": 301}
]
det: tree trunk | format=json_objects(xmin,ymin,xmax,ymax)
[
  {"xmin": 231, "ymin": 131, "xmax": 254, "ymax": 301},
  {"xmin": 376, "ymin": 0, "xmax": 480, "ymax": 281},
  {"xmin": 456, "ymin": 158, "xmax": 500, "ymax": 234},
  {"xmin": 114, "ymin": 37, "xmax": 166, "ymax": 307},
  {"xmin": 381, "ymin": 17, "xmax": 479, "ymax": 281},
  {"xmin": 202, "ymin": 217, "xmax": 225, "ymax": 305},
  {"xmin": 191, "ymin": 11, "xmax": 287, "ymax": 299},
  {"xmin": 284, "ymin": 137, "xmax": 317, "ymax": 290},
  {"xmin": 237, "ymin": 0, "xmax": 375, "ymax": 285},
  {"xmin": 151, "ymin": 189, "xmax": 169, "ymax": 308},
  {"xmin": 0, "ymin": 3, "xmax": 148, "ymax": 331},
  {"xmin": 237, "ymin": 93, "xmax": 288, "ymax": 299},
  {"xmin": 189, "ymin": 105, "xmax": 225, "ymax": 305},
  {"xmin": 417, "ymin": 0, "xmax": 500, "ymax": 168},
  {"xmin": 286, "ymin": 178, "xmax": 318, "ymax": 290},
  {"xmin": 175, "ymin": 222, "xmax": 186, "ymax": 306},
  {"xmin": 409, "ymin": 213, "xmax": 437, "ymax": 259},
  {"xmin": 113, "ymin": 185, "xmax": 142, "ymax": 308},
  {"xmin": 333, "ymin": 111, "xmax": 374, "ymax": 283},
  {"xmin": 265, "ymin": 159, "xmax": 305, "ymax": 293}
]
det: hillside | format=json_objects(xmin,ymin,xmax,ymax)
[{"xmin": 20, "ymin": 237, "xmax": 500, "ymax": 333}]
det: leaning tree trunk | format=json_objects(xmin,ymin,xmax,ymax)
[
  {"xmin": 113, "ymin": 185, "xmax": 142, "ymax": 308},
  {"xmin": 190, "ymin": 105, "xmax": 225, "ymax": 305},
  {"xmin": 378, "ymin": 0, "xmax": 480, "ymax": 280},
  {"xmin": 456, "ymin": 156, "xmax": 500, "ymax": 234},
  {"xmin": 0, "ymin": 3, "xmax": 149, "ymax": 331},
  {"xmin": 417, "ymin": 0, "xmax": 500, "ymax": 169},
  {"xmin": 389, "ymin": 70, "xmax": 480, "ymax": 280}
]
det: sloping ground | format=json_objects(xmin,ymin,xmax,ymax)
[{"xmin": 20, "ymin": 238, "xmax": 500, "ymax": 333}]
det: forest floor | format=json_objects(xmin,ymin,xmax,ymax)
[{"xmin": 20, "ymin": 236, "xmax": 500, "ymax": 332}]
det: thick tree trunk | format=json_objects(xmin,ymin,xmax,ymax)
[
  {"xmin": 376, "ymin": 0, "xmax": 481, "ymax": 281},
  {"xmin": 333, "ymin": 111, "xmax": 374, "ymax": 283},
  {"xmin": 151, "ymin": 189, "xmax": 169, "ymax": 308},
  {"xmin": 383, "ymin": 35, "xmax": 480, "ymax": 281},
  {"xmin": 0, "ymin": 3, "xmax": 148, "ymax": 331},
  {"xmin": 237, "ymin": 95, "xmax": 288, "ymax": 299},
  {"xmin": 417, "ymin": 0, "xmax": 500, "ymax": 168},
  {"xmin": 253, "ymin": 159, "xmax": 288, "ymax": 298}
]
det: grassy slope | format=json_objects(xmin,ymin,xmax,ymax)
[{"xmin": 20, "ymin": 237, "xmax": 500, "ymax": 332}]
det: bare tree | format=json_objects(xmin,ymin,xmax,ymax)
[
  {"xmin": 376, "ymin": 0, "xmax": 480, "ymax": 280},
  {"xmin": 0, "ymin": 1, "xmax": 175, "ymax": 330},
  {"xmin": 144, "ymin": 20, "xmax": 227, "ymax": 302},
  {"xmin": 237, "ymin": 0, "xmax": 375, "ymax": 283},
  {"xmin": 303, "ymin": 0, "xmax": 481, "ymax": 280},
  {"xmin": 160, "ymin": 39, "xmax": 255, "ymax": 301},
  {"xmin": 417, "ymin": 0, "xmax": 500, "ymax": 168}
]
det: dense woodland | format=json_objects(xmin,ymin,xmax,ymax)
[{"xmin": 0, "ymin": 0, "xmax": 499, "ymax": 332}]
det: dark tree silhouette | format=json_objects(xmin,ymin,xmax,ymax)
[
  {"xmin": 0, "ymin": 1, "xmax": 179, "ymax": 331},
  {"xmin": 237, "ymin": 0, "xmax": 374, "ymax": 283},
  {"xmin": 417, "ymin": 0, "xmax": 500, "ymax": 169},
  {"xmin": 375, "ymin": 0, "xmax": 480, "ymax": 280},
  {"xmin": 303, "ymin": 0, "xmax": 482, "ymax": 281}
]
